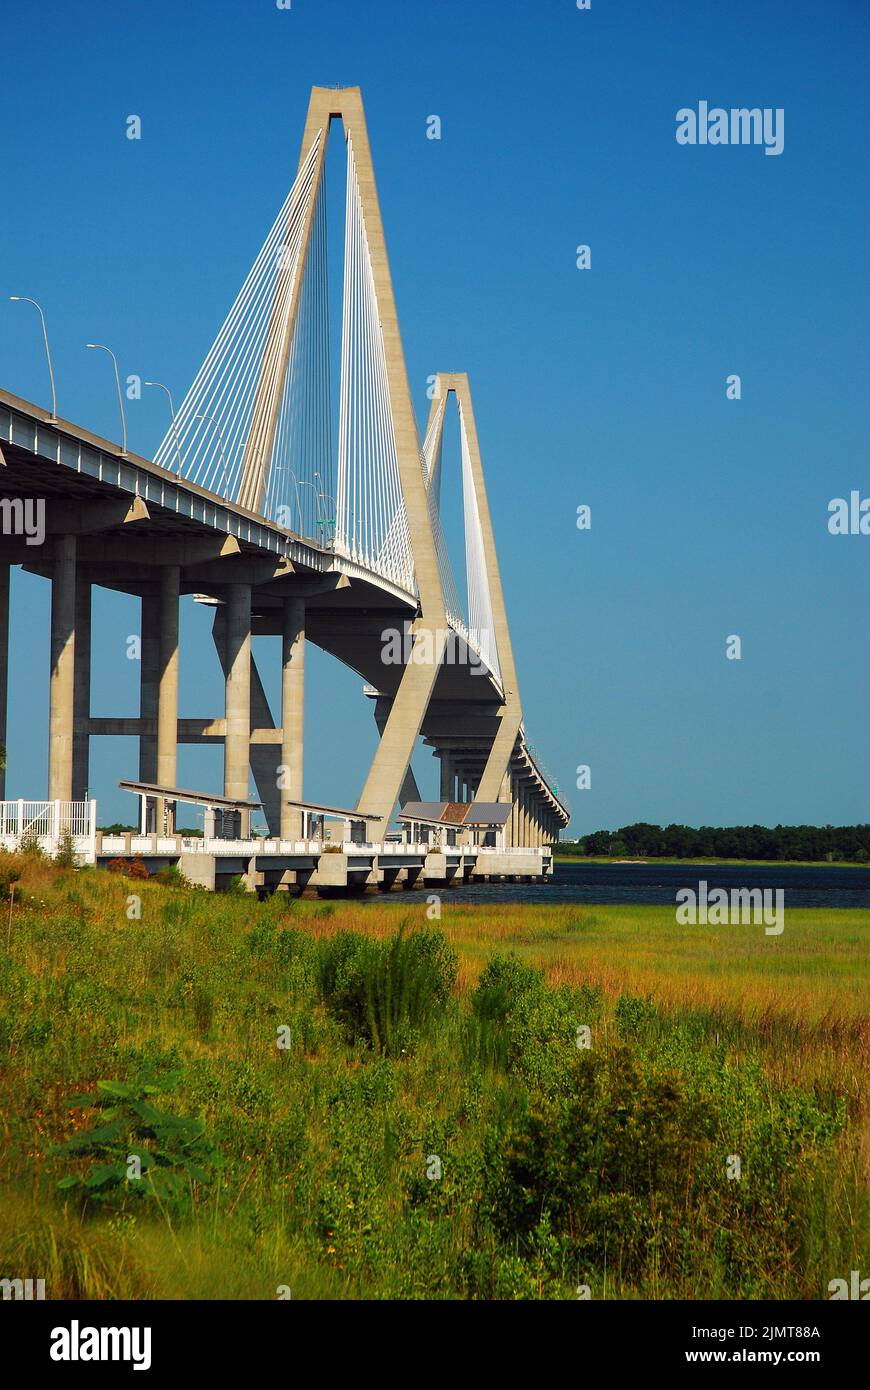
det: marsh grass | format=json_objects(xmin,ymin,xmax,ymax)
[{"xmin": 0, "ymin": 851, "xmax": 866, "ymax": 1300}]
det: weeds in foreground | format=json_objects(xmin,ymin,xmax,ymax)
[{"xmin": 0, "ymin": 856, "xmax": 865, "ymax": 1300}]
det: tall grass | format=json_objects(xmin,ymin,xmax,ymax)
[{"xmin": 0, "ymin": 849, "xmax": 866, "ymax": 1300}]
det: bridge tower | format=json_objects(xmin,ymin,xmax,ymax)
[{"xmin": 233, "ymin": 87, "xmax": 450, "ymax": 840}]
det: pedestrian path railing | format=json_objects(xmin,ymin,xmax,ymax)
[{"xmin": 0, "ymin": 799, "xmax": 97, "ymax": 861}]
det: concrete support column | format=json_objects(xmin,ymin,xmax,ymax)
[
  {"xmin": 439, "ymin": 750, "xmax": 454, "ymax": 802},
  {"xmin": 156, "ymin": 566, "xmax": 180, "ymax": 831},
  {"xmin": 224, "ymin": 583, "xmax": 252, "ymax": 834},
  {"xmin": 498, "ymin": 770, "xmax": 511, "ymax": 848},
  {"xmin": 0, "ymin": 565, "xmax": 8, "ymax": 800},
  {"xmin": 72, "ymin": 575, "xmax": 91, "ymax": 802},
  {"xmin": 48, "ymin": 535, "xmax": 76, "ymax": 803},
  {"xmin": 139, "ymin": 592, "xmax": 159, "ymax": 787},
  {"xmin": 280, "ymin": 597, "xmax": 305, "ymax": 839}
]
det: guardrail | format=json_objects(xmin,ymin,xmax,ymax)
[
  {"xmin": 0, "ymin": 806, "xmax": 550, "ymax": 867},
  {"xmin": 0, "ymin": 799, "xmax": 97, "ymax": 860}
]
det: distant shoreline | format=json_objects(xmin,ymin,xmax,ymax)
[{"xmin": 552, "ymin": 855, "xmax": 867, "ymax": 869}]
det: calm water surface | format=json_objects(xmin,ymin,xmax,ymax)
[{"xmin": 443, "ymin": 861, "xmax": 870, "ymax": 909}]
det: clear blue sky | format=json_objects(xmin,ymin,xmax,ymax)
[{"xmin": 1, "ymin": 0, "xmax": 867, "ymax": 832}]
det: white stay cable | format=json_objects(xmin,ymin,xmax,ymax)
[
  {"xmin": 459, "ymin": 400, "xmax": 500, "ymax": 681},
  {"xmin": 337, "ymin": 134, "xmax": 414, "ymax": 591},
  {"xmin": 153, "ymin": 133, "xmax": 323, "ymax": 503}
]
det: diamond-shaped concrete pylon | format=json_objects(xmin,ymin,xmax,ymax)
[
  {"xmin": 423, "ymin": 373, "xmax": 524, "ymax": 810},
  {"xmin": 236, "ymin": 87, "xmax": 448, "ymax": 836}
]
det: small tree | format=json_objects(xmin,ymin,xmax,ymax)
[
  {"xmin": 55, "ymin": 1074, "xmax": 219, "ymax": 1212},
  {"xmin": 55, "ymin": 828, "xmax": 79, "ymax": 869}
]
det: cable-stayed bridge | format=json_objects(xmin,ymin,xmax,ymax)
[{"xmin": 0, "ymin": 86, "xmax": 569, "ymax": 887}]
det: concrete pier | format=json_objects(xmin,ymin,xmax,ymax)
[
  {"xmin": 156, "ymin": 565, "xmax": 180, "ymax": 830},
  {"xmin": 48, "ymin": 535, "xmax": 76, "ymax": 803},
  {"xmin": 224, "ymin": 583, "xmax": 252, "ymax": 833},
  {"xmin": 139, "ymin": 591, "xmax": 159, "ymax": 785},
  {"xmin": 72, "ymin": 574, "xmax": 90, "ymax": 801},
  {"xmin": 281, "ymin": 597, "xmax": 305, "ymax": 839}
]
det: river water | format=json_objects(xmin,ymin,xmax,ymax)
[{"xmin": 444, "ymin": 860, "xmax": 870, "ymax": 909}]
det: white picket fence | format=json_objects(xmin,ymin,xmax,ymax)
[{"xmin": 0, "ymin": 800, "xmax": 97, "ymax": 863}]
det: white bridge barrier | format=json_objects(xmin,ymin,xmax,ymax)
[
  {"xmin": 0, "ymin": 799, "xmax": 97, "ymax": 863},
  {"xmin": 0, "ymin": 801, "xmax": 551, "ymax": 886}
]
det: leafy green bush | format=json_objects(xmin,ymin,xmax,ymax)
[
  {"xmin": 471, "ymin": 954, "xmax": 547, "ymax": 1023},
  {"xmin": 478, "ymin": 1042, "xmax": 846, "ymax": 1295},
  {"xmin": 465, "ymin": 954, "xmax": 602, "ymax": 1095},
  {"xmin": 54, "ymin": 1073, "xmax": 219, "ymax": 1212},
  {"xmin": 480, "ymin": 1047, "xmax": 717, "ymax": 1282}
]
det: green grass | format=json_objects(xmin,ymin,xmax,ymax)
[{"xmin": 0, "ymin": 851, "xmax": 866, "ymax": 1300}]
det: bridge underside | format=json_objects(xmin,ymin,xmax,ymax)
[{"xmin": 0, "ymin": 398, "xmax": 569, "ymax": 847}]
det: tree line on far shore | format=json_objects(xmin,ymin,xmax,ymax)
[{"xmin": 558, "ymin": 823, "xmax": 870, "ymax": 862}]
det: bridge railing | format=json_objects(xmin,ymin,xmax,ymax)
[
  {"xmin": 0, "ymin": 800, "xmax": 97, "ymax": 861},
  {"xmin": 523, "ymin": 739, "xmax": 571, "ymax": 820}
]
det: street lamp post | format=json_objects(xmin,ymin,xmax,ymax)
[
  {"xmin": 312, "ymin": 471, "xmax": 337, "ymax": 545},
  {"xmin": 86, "ymin": 343, "xmax": 127, "ymax": 456},
  {"xmin": 9, "ymin": 296, "xmax": 57, "ymax": 420},
  {"xmin": 145, "ymin": 380, "xmax": 182, "ymax": 473}
]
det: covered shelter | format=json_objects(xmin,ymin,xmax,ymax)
[
  {"xmin": 119, "ymin": 780, "xmax": 263, "ymax": 838},
  {"xmin": 280, "ymin": 798, "xmax": 383, "ymax": 842},
  {"xmin": 396, "ymin": 800, "xmax": 512, "ymax": 848}
]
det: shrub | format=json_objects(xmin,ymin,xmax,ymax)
[
  {"xmin": 54, "ymin": 1073, "xmax": 220, "ymax": 1212},
  {"xmin": 106, "ymin": 857, "xmax": 149, "ymax": 880},
  {"xmin": 478, "ymin": 1042, "xmax": 845, "ymax": 1295},
  {"xmin": 152, "ymin": 864, "xmax": 186, "ymax": 887},
  {"xmin": 472, "ymin": 954, "xmax": 548, "ymax": 1023},
  {"xmin": 18, "ymin": 828, "xmax": 43, "ymax": 857},
  {"xmin": 466, "ymin": 954, "xmax": 603, "ymax": 1094},
  {"xmin": 317, "ymin": 926, "xmax": 457, "ymax": 1056},
  {"xmin": 614, "ymin": 993, "xmax": 658, "ymax": 1039},
  {"xmin": 480, "ymin": 1047, "xmax": 716, "ymax": 1281},
  {"xmin": 0, "ymin": 856, "xmax": 22, "ymax": 900},
  {"xmin": 54, "ymin": 829, "xmax": 78, "ymax": 869}
]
